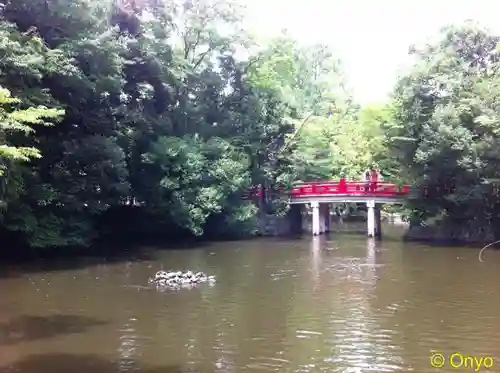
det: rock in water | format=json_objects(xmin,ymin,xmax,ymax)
[{"xmin": 150, "ymin": 270, "xmax": 216, "ymax": 290}]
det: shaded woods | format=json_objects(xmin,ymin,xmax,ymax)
[
  {"xmin": 0, "ymin": 0, "xmax": 301, "ymax": 255},
  {"xmin": 1, "ymin": 0, "xmax": 500, "ymax": 255}
]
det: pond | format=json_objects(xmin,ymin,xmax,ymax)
[{"xmin": 1, "ymin": 224, "xmax": 499, "ymax": 372}]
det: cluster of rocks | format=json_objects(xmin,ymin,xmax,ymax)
[{"xmin": 149, "ymin": 270, "xmax": 216, "ymax": 290}]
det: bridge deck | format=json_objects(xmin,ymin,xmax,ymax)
[
  {"xmin": 289, "ymin": 194, "xmax": 405, "ymax": 204},
  {"xmin": 246, "ymin": 181, "xmax": 412, "ymax": 204},
  {"xmin": 289, "ymin": 181, "xmax": 409, "ymax": 204}
]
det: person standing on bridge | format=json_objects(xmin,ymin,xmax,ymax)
[
  {"xmin": 363, "ymin": 169, "xmax": 371, "ymax": 192},
  {"xmin": 339, "ymin": 173, "xmax": 347, "ymax": 193},
  {"xmin": 370, "ymin": 168, "xmax": 379, "ymax": 192}
]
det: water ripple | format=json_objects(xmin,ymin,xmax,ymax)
[{"xmin": 2, "ymin": 236, "xmax": 500, "ymax": 373}]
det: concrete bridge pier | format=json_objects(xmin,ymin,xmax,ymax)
[
  {"xmin": 366, "ymin": 200, "xmax": 375, "ymax": 237},
  {"xmin": 311, "ymin": 201, "xmax": 320, "ymax": 235},
  {"xmin": 309, "ymin": 201, "xmax": 331, "ymax": 236},
  {"xmin": 366, "ymin": 200, "xmax": 383, "ymax": 238}
]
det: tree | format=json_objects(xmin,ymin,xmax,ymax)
[
  {"xmin": 0, "ymin": 0, "xmax": 308, "ymax": 248},
  {"xmin": 387, "ymin": 21, "xmax": 500, "ymax": 241},
  {"xmin": 0, "ymin": 87, "xmax": 63, "ymax": 173}
]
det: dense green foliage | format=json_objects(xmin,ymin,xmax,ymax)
[
  {"xmin": 0, "ymin": 87, "xmax": 64, "ymax": 173},
  {"xmin": 0, "ymin": 0, "xmax": 301, "ymax": 249},
  {"xmin": 292, "ymin": 21, "xmax": 500, "ymax": 243},
  {"xmin": 386, "ymin": 21, "xmax": 500, "ymax": 242},
  {"xmin": 0, "ymin": 0, "xmax": 498, "ymax": 250}
]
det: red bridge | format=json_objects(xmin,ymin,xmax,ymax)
[
  {"xmin": 289, "ymin": 181, "xmax": 410, "ymax": 199},
  {"xmin": 246, "ymin": 180, "xmax": 412, "ymax": 237},
  {"xmin": 247, "ymin": 180, "xmax": 412, "ymax": 203}
]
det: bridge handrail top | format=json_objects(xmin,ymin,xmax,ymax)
[{"xmin": 291, "ymin": 181, "xmax": 410, "ymax": 187}]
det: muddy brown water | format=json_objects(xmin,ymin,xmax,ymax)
[{"xmin": 1, "ymin": 224, "xmax": 500, "ymax": 373}]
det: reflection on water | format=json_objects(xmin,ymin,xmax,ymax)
[
  {"xmin": 311, "ymin": 237, "xmax": 321, "ymax": 289},
  {"xmin": 1, "ymin": 224, "xmax": 500, "ymax": 373},
  {"xmin": 117, "ymin": 316, "xmax": 138, "ymax": 372}
]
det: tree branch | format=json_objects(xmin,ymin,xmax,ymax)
[{"xmin": 193, "ymin": 48, "xmax": 211, "ymax": 70}]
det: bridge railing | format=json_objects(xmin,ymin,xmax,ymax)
[
  {"xmin": 290, "ymin": 182, "xmax": 411, "ymax": 197},
  {"xmin": 244, "ymin": 181, "xmax": 412, "ymax": 199}
]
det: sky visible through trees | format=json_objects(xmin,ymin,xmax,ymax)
[{"xmin": 239, "ymin": 0, "xmax": 500, "ymax": 103}]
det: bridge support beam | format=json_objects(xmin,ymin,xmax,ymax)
[
  {"xmin": 311, "ymin": 201, "xmax": 320, "ymax": 236},
  {"xmin": 321, "ymin": 203, "xmax": 331, "ymax": 233},
  {"xmin": 319, "ymin": 206, "xmax": 325, "ymax": 234},
  {"xmin": 366, "ymin": 200, "xmax": 375, "ymax": 237},
  {"xmin": 375, "ymin": 204, "xmax": 382, "ymax": 239}
]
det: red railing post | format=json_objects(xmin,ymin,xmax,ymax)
[{"xmin": 339, "ymin": 177, "xmax": 347, "ymax": 193}]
